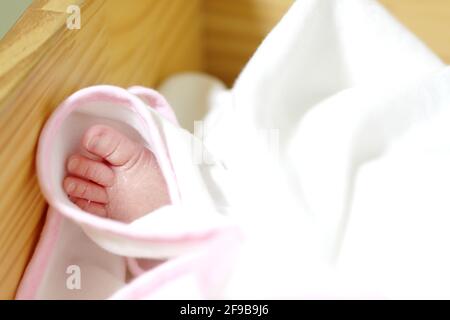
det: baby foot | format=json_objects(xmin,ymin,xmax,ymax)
[{"xmin": 63, "ymin": 125, "xmax": 171, "ymax": 223}]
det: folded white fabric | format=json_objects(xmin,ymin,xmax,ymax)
[{"xmin": 163, "ymin": 0, "xmax": 450, "ymax": 298}]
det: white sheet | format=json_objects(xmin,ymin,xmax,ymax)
[{"xmin": 159, "ymin": 0, "xmax": 450, "ymax": 298}]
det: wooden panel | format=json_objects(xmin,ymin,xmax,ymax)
[
  {"xmin": 203, "ymin": 0, "xmax": 293, "ymax": 86},
  {"xmin": 0, "ymin": 0, "xmax": 203, "ymax": 299}
]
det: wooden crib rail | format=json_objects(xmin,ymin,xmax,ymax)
[
  {"xmin": 0, "ymin": 0, "xmax": 449, "ymax": 300},
  {"xmin": 0, "ymin": 0, "xmax": 206, "ymax": 299}
]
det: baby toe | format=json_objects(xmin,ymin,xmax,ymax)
[
  {"xmin": 63, "ymin": 176, "xmax": 108, "ymax": 204},
  {"xmin": 81, "ymin": 125, "xmax": 141, "ymax": 167},
  {"xmin": 71, "ymin": 197, "xmax": 107, "ymax": 217},
  {"xmin": 67, "ymin": 154, "xmax": 115, "ymax": 187}
]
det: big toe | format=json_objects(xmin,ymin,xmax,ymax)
[{"xmin": 82, "ymin": 125, "xmax": 141, "ymax": 167}]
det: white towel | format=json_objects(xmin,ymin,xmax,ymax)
[{"xmin": 161, "ymin": 0, "xmax": 450, "ymax": 298}]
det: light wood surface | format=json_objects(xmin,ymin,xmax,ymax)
[
  {"xmin": 0, "ymin": 0, "xmax": 449, "ymax": 299},
  {"xmin": 204, "ymin": 0, "xmax": 293, "ymax": 85}
]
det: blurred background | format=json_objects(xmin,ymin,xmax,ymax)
[{"xmin": 0, "ymin": 0, "xmax": 32, "ymax": 39}]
